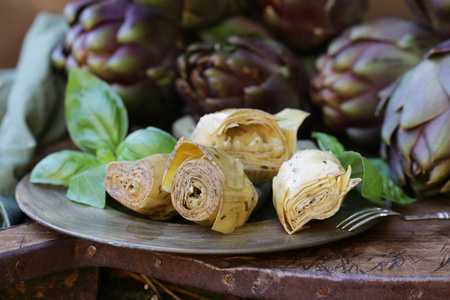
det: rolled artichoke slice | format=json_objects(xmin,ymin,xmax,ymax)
[
  {"xmin": 162, "ymin": 137, "xmax": 258, "ymax": 234},
  {"xmin": 191, "ymin": 108, "xmax": 309, "ymax": 185},
  {"xmin": 273, "ymin": 150, "xmax": 361, "ymax": 234},
  {"xmin": 105, "ymin": 154, "xmax": 177, "ymax": 221}
]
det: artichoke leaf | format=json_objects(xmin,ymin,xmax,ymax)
[{"xmin": 162, "ymin": 137, "xmax": 258, "ymax": 234}]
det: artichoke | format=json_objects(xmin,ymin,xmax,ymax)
[
  {"xmin": 380, "ymin": 40, "xmax": 450, "ymax": 198},
  {"xmin": 52, "ymin": 0, "xmax": 185, "ymax": 127},
  {"xmin": 192, "ymin": 108, "xmax": 309, "ymax": 185},
  {"xmin": 405, "ymin": 0, "xmax": 450, "ymax": 38},
  {"xmin": 272, "ymin": 149, "xmax": 361, "ymax": 234},
  {"xmin": 311, "ymin": 18, "xmax": 440, "ymax": 144},
  {"xmin": 133, "ymin": 0, "xmax": 250, "ymax": 29},
  {"xmin": 105, "ymin": 154, "xmax": 177, "ymax": 220},
  {"xmin": 176, "ymin": 36, "xmax": 310, "ymax": 119},
  {"xmin": 162, "ymin": 137, "xmax": 258, "ymax": 234},
  {"xmin": 256, "ymin": 0, "xmax": 368, "ymax": 52}
]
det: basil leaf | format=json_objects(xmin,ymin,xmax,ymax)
[
  {"xmin": 96, "ymin": 140, "xmax": 116, "ymax": 165},
  {"xmin": 30, "ymin": 150, "xmax": 100, "ymax": 186},
  {"xmin": 379, "ymin": 174, "xmax": 416, "ymax": 204},
  {"xmin": 367, "ymin": 158, "xmax": 390, "ymax": 177},
  {"xmin": 338, "ymin": 151, "xmax": 384, "ymax": 204},
  {"xmin": 65, "ymin": 68, "xmax": 128, "ymax": 154},
  {"xmin": 367, "ymin": 157, "xmax": 415, "ymax": 204},
  {"xmin": 117, "ymin": 126, "xmax": 177, "ymax": 161},
  {"xmin": 66, "ymin": 165, "xmax": 106, "ymax": 208},
  {"xmin": 311, "ymin": 132, "xmax": 345, "ymax": 156}
]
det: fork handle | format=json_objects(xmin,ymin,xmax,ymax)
[{"xmin": 404, "ymin": 212, "xmax": 450, "ymax": 221}]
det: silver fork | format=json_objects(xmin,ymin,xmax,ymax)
[{"xmin": 336, "ymin": 207, "xmax": 450, "ymax": 232}]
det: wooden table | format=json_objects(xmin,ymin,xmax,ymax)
[
  {"xmin": 1, "ymin": 193, "xmax": 449, "ymax": 299},
  {"xmin": 2, "ymin": 2, "xmax": 448, "ymax": 299}
]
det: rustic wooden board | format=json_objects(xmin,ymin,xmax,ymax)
[{"xmin": 1, "ymin": 199, "xmax": 450, "ymax": 300}]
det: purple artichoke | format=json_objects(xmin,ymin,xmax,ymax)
[
  {"xmin": 133, "ymin": 0, "xmax": 250, "ymax": 29},
  {"xmin": 405, "ymin": 0, "xmax": 450, "ymax": 38},
  {"xmin": 311, "ymin": 18, "xmax": 440, "ymax": 144},
  {"xmin": 176, "ymin": 36, "xmax": 310, "ymax": 118},
  {"xmin": 256, "ymin": 0, "xmax": 368, "ymax": 52},
  {"xmin": 52, "ymin": 0, "xmax": 186, "ymax": 127},
  {"xmin": 380, "ymin": 39, "xmax": 450, "ymax": 198}
]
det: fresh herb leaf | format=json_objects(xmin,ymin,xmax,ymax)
[
  {"xmin": 367, "ymin": 158, "xmax": 390, "ymax": 177},
  {"xmin": 96, "ymin": 140, "xmax": 116, "ymax": 165},
  {"xmin": 379, "ymin": 174, "xmax": 416, "ymax": 204},
  {"xmin": 116, "ymin": 127, "xmax": 177, "ymax": 161},
  {"xmin": 66, "ymin": 165, "xmax": 107, "ymax": 208},
  {"xmin": 30, "ymin": 150, "xmax": 100, "ymax": 186},
  {"xmin": 65, "ymin": 68, "xmax": 128, "ymax": 154},
  {"xmin": 313, "ymin": 132, "xmax": 416, "ymax": 204},
  {"xmin": 338, "ymin": 151, "xmax": 383, "ymax": 204},
  {"xmin": 311, "ymin": 132, "xmax": 345, "ymax": 156}
]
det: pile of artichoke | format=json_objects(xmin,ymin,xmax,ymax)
[{"xmin": 52, "ymin": 0, "xmax": 450, "ymax": 201}]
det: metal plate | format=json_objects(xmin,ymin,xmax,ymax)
[{"xmin": 16, "ymin": 174, "xmax": 386, "ymax": 255}]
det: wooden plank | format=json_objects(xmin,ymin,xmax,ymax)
[{"xmin": 0, "ymin": 222, "xmax": 66, "ymax": 254}]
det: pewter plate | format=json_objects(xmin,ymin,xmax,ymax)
[{"xmin": 16, "ymin": 175, "xmax": 385, "ymax": 255}]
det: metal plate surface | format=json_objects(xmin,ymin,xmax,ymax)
[{"xmin": 16, "ymin": 174, "xmax": 385, "ymax": 255}]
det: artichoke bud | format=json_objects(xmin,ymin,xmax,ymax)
[
  {"xmin": 146, "ymin": 67, "xmax": 176, "ymax": 86},
  {"xmin": 380, "ymin": 39, "xmax": 450, "ymax": 197},
  {"xmin": 134, "ymin": 0, "xmax": 250, "ymax": 29},
  {"xmin": 312, "ymin": 18, "xmax": 440, "ymax": 145},
  {"xmin": 176, "ymin": 36, "xmax": 310, "ymax": 118},
  {"xmin": 53, "ymin": 0, "xmax": 186, "ymax": 127},
  {"xmin": 272, "ymin": 150, "xmax": 361, "ymax": 234},
  {"xmin": 257, "ymin": 0, "xmax": 368, "ymax": 52},
  {"xmin": 405, "ymin": 0, "xmax": 450, "ymax": 38}
]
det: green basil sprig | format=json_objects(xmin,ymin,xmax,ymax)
[
  {"xmin": 30, "ymin": 68, "xmax": 177, "ymax": 208},
  {"xmin": 312, "ymin": 132, "xmax": 416, "ymax": 205}
]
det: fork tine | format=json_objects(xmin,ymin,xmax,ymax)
[
  {"xmin": 345, "ymin": 211, "xmax": 393, "ymax": 232},
  {"xmin": 336, "ymin": 207, "xmax": 383, "ymax": 229}
]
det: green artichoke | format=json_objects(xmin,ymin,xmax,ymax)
[
  {"xmin": 176, "ymin": 36, "xmax": 310, "ymax": 118},
  {"xmin": 380, "ymin": 40, "xmax": 450, "ymax": 198},
  {"xmin": 133, "ymin": 0, "xmax": 250, "ymax": 29},
  {"xmin": 51, "ymin": 0, "xmax": 185, "ymax": 127},
  {"xmin": 311, "ymin": 18, "xmax": 439, "ymax": 144},
  {"xmin": 405, "ymin": 0, "xmax": 450, "ymax": 38},
  {"xmin": 256, "ymin": 0, "xmax": 368, "ymax": 52}
]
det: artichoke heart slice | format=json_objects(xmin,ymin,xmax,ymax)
[
  {"xmin": 273, "ymin": 150, "xmax": 361, "ymax": 234},
  {"xmin": 162, "ymin": 137, "xmax": 258, "ymax": 234},
  {"xmin": 105, "ymin": 154, "xmax": 177, "ymax": 221},
  {"xmin": 191, "ymin": 108, "xmax": 309, "ymax": 185}
]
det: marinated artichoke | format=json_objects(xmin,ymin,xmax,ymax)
[
  {"xmin": 312, "ymin": 18, "xmax": 439, "ymax": 144},
  {"xmin": 105, "ymin": 154, "xmax": 177, "ymax": 220},
  {"xmin": 405, "ymin": 0, "xmax": 450, "ymax": 38},
  {"xmin": 257, "ymin": 0, "xmax": 368, "ymax": 52},
  {"xmin": 176, "ymin": 36, "xmax": 310, "ymax": 118},
  {"xmin": 380, "ymin": 40, "xmax": 450, "ymax": 198},
  {"xmin": 52, "ymin": 0, "xmax": 185, "ymax": 126},
  {"xmin": 133, "ymin": 0, "xmax": 250, "ymax": 29},
  {"xmin": 162, "ymin": 137, "xmax": 258, "ymax": 234},
  {"xmin": 192, "ymin": 108, "xmax": 309, "ymax": 185},
  {"xmin": 273, "ymin": 150, "xmax": 361, "ymax": 234}
]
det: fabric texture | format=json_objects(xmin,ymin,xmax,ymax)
[{"xmin": 0, "ymin": 13, "xmax": 68, "ymax": 228}]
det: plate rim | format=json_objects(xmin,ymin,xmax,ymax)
[{"xmin": 16, "ymin": 174, "xmax": 387, "ymax": 255}]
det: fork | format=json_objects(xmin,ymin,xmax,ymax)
[{"xmin": 336, "ymin": 207, "xmax": 450, "ymax": 232}]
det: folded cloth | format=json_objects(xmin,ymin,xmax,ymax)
[{"xmin": 0, "ymin": 12, "xmax": 68, "ymax": 228}]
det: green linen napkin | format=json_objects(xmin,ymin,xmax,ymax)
[{"xmin": 0, "ymin": 12, "xmax": 68, "ymax": 228}]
